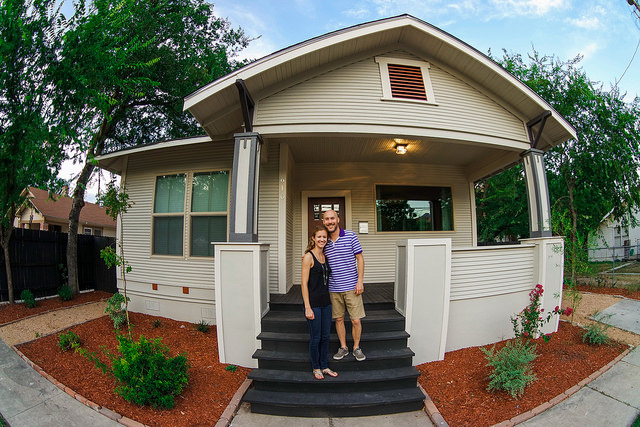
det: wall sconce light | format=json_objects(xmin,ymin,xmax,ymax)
[{"xmin": 394, "ymin": 143, "xmax": 408, "ymax": 155}]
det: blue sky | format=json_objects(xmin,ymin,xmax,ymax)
[{"xmin": 214, "ymin": 0, "xmax": 640, "ymax": 101}]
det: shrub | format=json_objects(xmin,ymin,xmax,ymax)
[
  {"xmin": 58, "ymin": 330, "xmax": 81, "ymax": 352},
  {"xmin": 195, "ymin": 320, "xmax": 209, "ymax": 333},
  {"xmin": 58, "ymin": 285, "xmax": 73, "ymax": 302},
  {"xmin": 511, "ymin": 284, "xmax": 572, "ymax": 342},
  {"xmin": 225, "ymin": 364, "xmax": 238, "ymax": 372},
  {"xmin": 105, "ymin": 293, "xmax": 129, "ymax": 329},
  {"xmin": 583, "ymin": 323, "xmax": 610, "ymax": 346},
  {"xmin": 111, "ymin": 334, "xmax": 189, "ymax": 409},
  {"xmin": 481, "ymin": 339, "xmax": 538, "ymax": 399},
  {"xmin": 152, "ymin": 319, "xmax": 162, "ymax": 328},
  {"xmin": 20, "ymin": 289, "xmax": 36, "ymax": 308}
]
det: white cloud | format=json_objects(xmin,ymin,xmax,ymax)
[
  {"xmin": 489, "ymin": 0, "xmax": 567, "ymax": 17},
  {"xmin": 565, "ymin": 16, "xmax": 601, "ymax": 29},
  {"xmin": 575, "ymin": 41, "xmax": 600, "ymax": 60}
]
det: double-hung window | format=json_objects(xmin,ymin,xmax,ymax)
[
  {"xmin": 153, "ymin": 174, "xmax": 186, "ymax": 255},
  {"xmin": 190, "ymin": 171, "xmax": 229, "ymax": 257}
]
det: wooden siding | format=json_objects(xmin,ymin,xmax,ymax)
[
  {"xmin": 450, "ymin": 245, "xmax": 536, "ymax": 300},
  {"xmin": 255, "ymin": 50, "xmax": 527, "ymax": 144},
  {"xmin": 257, "ymin": 140, "xmax": 280, "ymax": 292},
  {"xmin": 290, "ymin": 161, "xmax": 473, "ymax": 284}
]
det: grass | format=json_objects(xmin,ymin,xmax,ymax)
[
  {"xmin": 0, "ymin": 412, "xmax": 7, "ymax": 427},
  {"xmin": 632, "ymin": 413, "xmax": 640, "ymax": 427}
]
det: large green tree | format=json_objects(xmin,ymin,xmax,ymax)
[
  {"xmin": 0, "ymin": 0, "xmax": 66, "ymax": 303},
  {"xmin": 56, "ymin": 0, "xmax": 249, "ymax": 293},
  {"xmin": 477, "ymin": 50, "xmax": 640, "ymax": 280}
]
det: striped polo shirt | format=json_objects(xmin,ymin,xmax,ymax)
[{"xmin": 324, "ymin": 228, "xmax": 363, "ymax": 293}]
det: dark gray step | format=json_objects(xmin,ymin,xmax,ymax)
[
  {"xmin": 249, "ymin": 366, "xmax": 420, "ymax": 393},
  {"xmin": 257, "ymin": 330, "xmax": 409, "ymax": 352},
  {"xmin": 244, "ymin": 388, "xmax": 425, "ymax": 417},
  {"xmin": 261, "ymin": 309, "xmax": 405, "ymax": 333},
  {"xmin": 269, "ymin": 301, "xmax": 395, "ymax": 312},
  {"xmin": 253, "ymin": 347, "xmax": 415, "ymax": 371}
]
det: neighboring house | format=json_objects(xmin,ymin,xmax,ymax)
[
  {"xmin": 96, "ymin": 15, "xmax": 575, "ymax": 367},
  {"xmin": 14, "ymin": 187, "xmax": 116, "ymax": 237},
  {"xmin": 589, "ymin": 210, "xmax": 640, "ymax": 261}
]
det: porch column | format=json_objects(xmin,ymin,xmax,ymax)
[
  {"xmin": 521, "ymin": 148, "xmax": 552, "ymax": 238},
  {"xmin": 229, "ymin": 132, "xmax": 263, "ymax": 242}
]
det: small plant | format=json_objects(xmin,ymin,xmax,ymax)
[
  {"xmin": 511, "ymin": 284, "xmax": 573, "ymax": 342},
  {"xmin": 58, "ymin": 284, "xmax": 73, "ymax": 301},
  {"xmin": 153, "ymin": 319, "xmax": 162, "ymax": 328},
  {"xmin": 195, "ymin": 320, "xmax": 209, "ymax": 333},
  {"xmin": 20, "ymin": 289, "xmax": 36, "ymax": 308},
  {"xmin": 111, "ymin": 334, "xmax": 189, "ymax": 409},
  {"xmin": 481, "ymin": 339, "xmax": 538, "ymax": 399},
  {"xmin": 35, "ymin": 331, "xmax": 40, "ymax": 338},
  {"xmin": 225, "ymin": 364, "xmax": 238, "ymax": 373},
  {"xmin": 105, "ymin": 293, "xmax": 130, "ymax": 329},
  {"xmin": 582, "ymin": 323, "xmax": 610, "ymax": 346},
  {"xmin": 58, "ymin": 330, "xmax": 81, "ymax": 352}
]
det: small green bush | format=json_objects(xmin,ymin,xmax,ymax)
[
  {"xmin": 111, "ymin": 334, "xmax": 189, "ymax": 409},
  {"xmin": 105, "ymin": 293, "xmax": 129, "ymax": 329},
  {"xmin": 58, "ymin": 330, "xmax": 81, "ymax": 352},
  {"xmin": 195, "ymin": 320, "xmax": 209, "ymax": 333},
  {"xmin": 481, "ymin": 339, "xmax": 538, "ymax": 399},
  {"xmin": 152, "ymin": 319, "xmax": 162, "ymax": 328},
  {"xmin": 58, "ymin": 285, "xmax": 73, "ymax": 301},
  {"xmin": 20, "ymin": 289, "xmax": 36, "ymax": 308},
  {"xmin": 583, "ymin": 323, "xmax": 610, "ymax": 346},
  {"xmin": 225, "ymin": 364, "xmax": 238, "ymax": 372}
]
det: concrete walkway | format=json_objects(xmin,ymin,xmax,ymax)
[{"xmin": 0, "ymin": 337, "xmax": 120, "ymax": 427}]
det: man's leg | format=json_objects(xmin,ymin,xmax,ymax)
[
  {"xmin": 335, "ymin": 316, "xmax": 347, "ymax": 349},
  {"xmin": 351, "ymin": 318, "xmax": 361, "ymax": 349}
]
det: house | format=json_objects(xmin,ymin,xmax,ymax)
[
  {"xmin": 14, "ymin": 187, "xmax": 116, "ymax": 237},
  {"xmin": 589, "ymin": 210, "xmax": 640, "ymax": 261},
  {"xmin": 96, "ymin": 15, "xmax": 575, "ymax": 368}
]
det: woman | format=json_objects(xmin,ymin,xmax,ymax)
[{"xmin": 301, "ymin": 227, "xmax": 338, "ymax": 380}]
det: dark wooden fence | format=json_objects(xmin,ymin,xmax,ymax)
[{"xmin": 0, "ymin": 228, "xmax": 117, "ymax": 302}]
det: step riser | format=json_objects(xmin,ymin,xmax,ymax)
[
  {"xmin": 249, "ymin": 401, "xmax": 424, "ymax": 418},
  {"xmin": 261, "ymin": 319, "xmax": 406, "ymax": 334},
  {"xmin": 252, "ymin": 377, "xmax": 418, "ymax": 393},
  {"xmin": 260, "ymin": 338, "xmax": 408, "ymax": 353},
  {"xmin": 258, "ymin": 357, "xmax": 413, "ymax": 372},
  {"xmin": 269, "ymin": 302, "xmax": 395, "ymax": 312}
]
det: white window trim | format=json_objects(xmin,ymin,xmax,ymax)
[{"xmin": 375, "ymin": 56, "xmax": 438, "ymax": 106}]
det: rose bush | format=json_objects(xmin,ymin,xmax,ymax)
[{"xmin": 511, "ymin": 284, "xmax": 573, "ymax": 343}]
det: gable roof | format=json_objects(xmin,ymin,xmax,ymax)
[
  {"xmin": 21, "ymin": 187, "xmax": 116, "ymax": 228},
  {"xmin": 184, "ymin": 14, "xmax": 575, "ymax": 149}
]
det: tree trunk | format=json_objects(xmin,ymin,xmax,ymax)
[
  {"xmin": 1, "ymin": 228, "xmax": 14, "ymax": 303},
  {"xmin": 567, "ymin": 181, "xmax": 578, "ymax": 284},
  {"xmin": 67, "ymin": 159, "xmax": 95, "ymax": 294}
]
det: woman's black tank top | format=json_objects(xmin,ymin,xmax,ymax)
[{"xmin": 308, "ymin": 251, "xmax": 331, "ymax": 308}]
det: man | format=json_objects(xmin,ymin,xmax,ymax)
[{"xmin": 322, "ymin": 209, "xmax": 366, "ymax": 361}]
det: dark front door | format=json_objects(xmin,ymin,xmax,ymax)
[{"xmin": 308, "ymin": 197, "xmax": 346, "ymax": 238}]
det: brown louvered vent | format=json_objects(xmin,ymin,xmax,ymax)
[{"xmin": 388, "ymin": 64, "xmax": 427, "ymax": 101}]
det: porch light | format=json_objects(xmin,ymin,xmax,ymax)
[{"xmin": 394, "ymin": 142, "xmax": 408, "ymax": 155}]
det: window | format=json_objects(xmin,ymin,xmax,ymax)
[
  {"xmin": 152, "ymin": 171, "xmax": 229, "ymax": 257},
  {"xmin": 50, "ymin": 225, "xmax": 62, "ymax": 232},
  {"xmin": 93, "ymin": 228, "xmax": 103, "ymax": 236},
  {"xmin": 190, "ymin": 171, "xmax": 229, "ymax": 256},
  {"xmin": 153, "ymin": 174, "xmax": 186, "ymax": 255},
  {"xmin": 84, "ymin": 227, "xmax": 92, "ymax": 235},
  {"xmin": 375, "ymin": 57, "xmax": 437, "ymax": 105},
  {"xmin": 376, "ymin": 185, "xmax": 453, "ymax": 232}
]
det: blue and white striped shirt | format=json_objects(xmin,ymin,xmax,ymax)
[{"xmin": 324, "ymin": 228, "xmax": 363, "ymax": 293}]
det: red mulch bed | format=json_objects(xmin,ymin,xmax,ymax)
[
  {"xmin": 572, "ymin": 284, "xmax": 640, "ymax": 301},
  {"xmin": 418, "ymin": 322, "xmax": 627, "ymax": 426},
  {"xmin": 0, "ymin": 291, "xmax": 113, "ymax": 325},
  {"xmin": 17, "ymin": 312, "xmax": 249, "ymax": 427}
]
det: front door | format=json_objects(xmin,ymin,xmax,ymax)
[{"xmin": 308, "ymin": 197, "xmax": 346, "ymax": 238}]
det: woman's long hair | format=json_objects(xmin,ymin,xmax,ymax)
[{"xmin": 305, "ymin": 226, "xmax": 328, "ymax": 254}]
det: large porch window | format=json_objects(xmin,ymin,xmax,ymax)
[{"xmin": 376, "ymin": 185, "xmax": 453, "ymax": 232}]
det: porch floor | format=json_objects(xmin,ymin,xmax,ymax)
[{"xmin": 269, "ymin": 283, "xmax": 394, "ymax": 305}]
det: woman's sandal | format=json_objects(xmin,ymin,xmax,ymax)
[
  {"xmin": 313, "ymin": 369, "xmax": 324, "ymax": 380},
  {"xmin": 322, "ymin": 368, "xmax": 338, "ymax": 377}
]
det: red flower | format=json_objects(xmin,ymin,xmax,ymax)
[
  {"xmin": 565, "ymin": 307, "xmax": 574, "ymax": 316},
  {"xmin": 554, "ymin": 305, "xmax": 560, "ymax": 313},
  {"xmin": 523, "ymin": 332, "xmax": 529, "ymax": 337}
]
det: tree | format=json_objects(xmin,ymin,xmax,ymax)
[
  {"xmin": 0, "ymin": 0, "xmax": 66, "ymax": 303},
  {"xmin": 55, "ymin": 0, "xmax": 249, "ymax": 293},
  {"xmin": 478, "ymin": 50, "xmax": 640, "ymax": 281}
]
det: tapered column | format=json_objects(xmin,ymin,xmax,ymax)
[
  {"xmin": 521, "ymin": 148, "xmax": 552, "ymax": 238},
  {"xmin": 229, "ymin": 132, "xmax": 263, "ymax": 242}
]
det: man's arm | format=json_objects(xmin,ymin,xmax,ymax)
[{"xmin": 355, "ymin": 252, "xmax": 364, "ymax": 295}]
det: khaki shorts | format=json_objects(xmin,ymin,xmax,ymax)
[{"xmin": 330, "ymin": 290, "xmax": 366, "ymax": 320}]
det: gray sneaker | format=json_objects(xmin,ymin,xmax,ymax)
[
  {"xmin": 333, "ymin": 347, "xmax": 349, "ymax": 360},
  {"xmin": 353, "ymin": 347, "xmax": 366, "ymax": 361}
]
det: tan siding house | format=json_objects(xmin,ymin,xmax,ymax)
[{"xmin": 97, "ymin": 15, "xmax": 575, "ymax": 362}]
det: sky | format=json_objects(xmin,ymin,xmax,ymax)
[{"xmin": 61, "ymin": 0, "xmax": 640, "ymax": 201}]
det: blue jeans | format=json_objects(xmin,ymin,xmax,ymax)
[{"xmin": 306, "ymin": 304, "xmax": 332, "ymax": 370}]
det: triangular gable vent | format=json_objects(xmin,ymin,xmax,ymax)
[{"xmin": 387, "ymin": 64, "xmax": 427, "ymax": 101}]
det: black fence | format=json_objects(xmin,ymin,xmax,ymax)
[{"xmin": 0, "ymin": 228, "xmax": 117, "ymax": 302}]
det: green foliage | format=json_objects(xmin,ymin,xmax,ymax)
[
  {"xmin": 152, "ymin": 319, "xmax": 162, "ymax": 328},
  {"xmin": 511, "ymin": 284, "xmax": 571, "ymax": 342},
  {"xmin": 482, "ymin": 340, "xmax": 538, "ymax": 399},
  {"xmin": 74, "ymin": 345, "xmax": 111, "ymax": 375},
  {"xmin": 111, "ymin": 334, "xmax": 189, "ymax": 409},
  {"xmin": 582, "ymin": 323, "xmax": 610, "ymax": 346},
  {"xmin": 105, "ymin": 293, "xmax": 129, "ymax": 329},
  {"xmin": 58, "ymin": 285, "xmax": 73, "ymax": 302},
  {"xmin": 195, "ymin": 320, "xmax": 209, "ymax": 333},
  {"xmin": 225, "ymin": 364, "xmax": 238, "ymax": 373},
  {"xmin": 20, "ymin": 289, "xmax": 36, "ymax": 308},
  {"xmin": 58, "ymin": 330, "xmax": 81, "ymax": 352}
]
